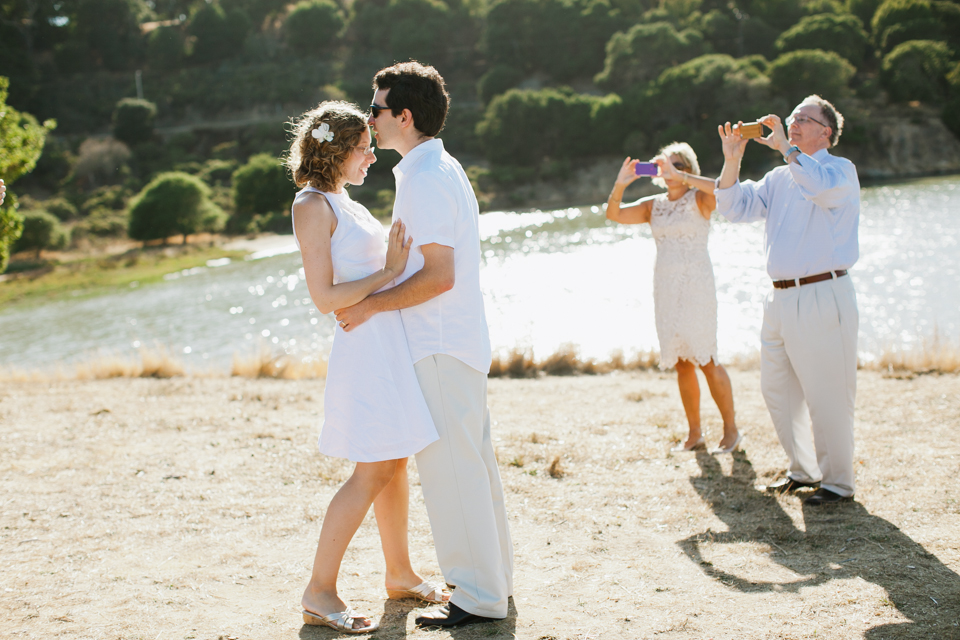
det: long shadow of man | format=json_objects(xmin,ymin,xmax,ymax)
[{"xmin": 678, "ymin": 451, "xmax": 960, "ymax": 639}]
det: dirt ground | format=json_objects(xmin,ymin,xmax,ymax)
[{"xmin": 1, "ymin": 369, "xmax": 958, "ymax": 640}]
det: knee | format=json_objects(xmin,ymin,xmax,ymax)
[
  {"xmin": 356, "ymin": 460, "xmax": 400, "ymax": 490},
  {"xmin": 675, "ymin": 359, "xmax": 694, "ymax": 374}
]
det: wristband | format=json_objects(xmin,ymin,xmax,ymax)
[{"xmin": 782, "ymin": 145, "xmax": 800, "ymax": 163}]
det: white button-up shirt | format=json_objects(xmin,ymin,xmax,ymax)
[
  {"xmin": 391, "ymin": 139, "xmax": 492, "ymax": 374},
  {"xmin": 715, "ymin": 149, "xmax": 860, "ymax": 280}
]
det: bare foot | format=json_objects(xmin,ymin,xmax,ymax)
[{"xmin": 385, "ymin": 572, "xmax": 451, "ymax": 603}]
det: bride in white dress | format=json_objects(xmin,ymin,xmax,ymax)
[
  {"xmin": 285, "ymin": 102, "xmax": 449, "ymax": 634},
  {"xmin": 606, "ymin": 142, "xmax": 741, "ymax": 454}
]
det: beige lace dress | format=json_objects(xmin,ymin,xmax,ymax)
[{"xmin": 650, "ymin": 189, "xmax": 719, "ymax": 369}]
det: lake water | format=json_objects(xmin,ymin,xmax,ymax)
[{"xmin": 1, "ymin": 175, "xmax": 958, "ymax": 371}]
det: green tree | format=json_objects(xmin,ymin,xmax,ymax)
[
  {"xmin": 113, "ymin": 98, "xmax": 158, "ymax": 146},
  {"xmin": 476, "ymin": 88, "xmax": 619, "ymax": 165},
  {"xmin": 13, "ymin": 210, "xmax": 62, "ymax": 258},
  {"xmin": 188, "ymin": 1, "xmax": 253, "ymax": 63},
  {"xmin": 767, "ymin": 49, "xmax": 856, "ymax": 105},
  {"xmin": 231, "ymin": 154, "xmax": 293, "ymax": 227},
  {"xmin": 881, "ymin": 39, "xmax": 954, "ymax": 103},
  {"xmin": 482, "ymin": 0, "xmax": 619, "ymax": 81},
  {"xmin": 73, "ymin": 0, "xmax": 148, "ymax": 71},
  {"xmin": 477, "ymin": 65, "xmax": 526, "ymax": 104},
  {"xmin": 128, "ymin": 172, "xmax": 222, "ymax": 243},
  {"xmin": 0, "ymin": 76, "xmax": 56, "ymax": 273},
  {"xmin": 595, "ymin": 21, "xmax": 707, "ymax": 92},
  {"xmin": 870, "ymin": 0, "xmax": 960, "ymax": 53},
  {"xmin": 775, "ymin": 13, "xmax": 870, "ymax": 66},
  {"xmin": 846, "ymin": 0, "xmax": 883, "ymax": 27},
  {"xmin": 283, "ymin": 0, "xmax": 345, "ymax": 56},
  {"xmin": 147, "ymin": 25, "xmax": 186, "ymax": 68}
]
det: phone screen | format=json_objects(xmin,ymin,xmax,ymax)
[{"xmin": 635, "ymin": 162, "xmax": 658, "ymax": 176}]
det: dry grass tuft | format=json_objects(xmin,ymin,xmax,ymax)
[
  {"xmin": 231, "ymin": 348, "xmax": 327, "ymax": 379},
  {"xmin": 547, "ymin": 455, "xmax": 565, "ymax": 478},
  {"xmin": 74, "ymin": 347, "xmax": 184, "ymax": 380},
  {"xmin": 869, "ymin": 337, "xmax": 960, "ymax": 374}
]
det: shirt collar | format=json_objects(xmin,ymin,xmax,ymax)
[
  {"xmin": 810, "ymin": 148, "xmax": 831, "ymax": 161},
  {"xmin": 393, "ymin": 138, "xmax": 443, "ymax": 180}
]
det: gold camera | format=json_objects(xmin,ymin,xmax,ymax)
[{"xmin": 736, "ymin": 122, "xmax": 764, "ymax": 139}]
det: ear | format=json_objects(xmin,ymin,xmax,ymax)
[{"xmin": 398, "ymin": 108, "xmax": 415, "ymax": 130}]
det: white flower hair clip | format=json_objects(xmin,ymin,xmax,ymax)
[{"xmin": 311, "ymin": 122, "xmax": 334, "ymax": 142}]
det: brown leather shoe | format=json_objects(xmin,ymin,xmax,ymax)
[{"xmin": 765, "ymin": 477, "xmax": 820, "ymax": 494}]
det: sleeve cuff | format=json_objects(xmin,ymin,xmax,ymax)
[{"xmin": 415, "ymin": 234, "xmax": 455, "ymax": 249}]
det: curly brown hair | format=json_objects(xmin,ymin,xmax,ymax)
[{"xmin": 285, "ymin": 101, "xmax": 369, "ymax": 191}]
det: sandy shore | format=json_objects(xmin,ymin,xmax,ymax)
[{"xmin": 1, "ymin": 369, "xmax": 958, "ymax": 639}]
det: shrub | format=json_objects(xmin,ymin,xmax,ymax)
[
  {"xmin": 869, "ymin": 0, "xmax": 960, "ymax": 52},
  {"xmin": 476, "ymin": 88, "xmax": 620, "ymax": 165},
  {"xmin": 188, "ymin": 2, "xmax": 252, "ymax": 64},
  {"xmin": 482, "ymin": 0, "xmax": 618, "ymax": 81},
  {"xmin": 73, "ymin": 0, "xmax": 146, "ymax": 71},
  {"xmin": 881, "ymin": 40, "xmax": 954, "ymax": 103},
  {"xmin": 767, "ymin": 49, "xmax": 856, "ymax": 106},
  {"xmin": 700, "ymin": 10, "xmax": 779, "ymax": 59},
  {"xmin": 13, "ymin": 210, "xmax": 62, "ymax": 258},
  {"xmin": 128, "ymin": 172, "xmax": 220, "ymax": 243},
  {"xmin": 231, "ymin": 154, "xmax": 293, "ymax": 228},
  {"xmin": 147, "ymin": 25, "xmax": 185, "ymax": 69},
  {"xmin": 74, "ymin": 208, "xmax": 129, "ymax": 239},
  {"xmin": 112, "ymin": 98, "xmax": 157, "ymax": 146},
  {"xmin": 283, "ymin": 0, "xmax": 345, "ymax": 56},
  {"xmin": 775, "ymin": 13, "xmax": 870, "ymax": 66},
  {"xmin": 44, "ymin": 198, "xmax": 79, "ymax": 221},
  {"xmin": 595, "ymin": 22, "xmax": 707, "ymax": 92},
  {"xmin": 71, "ymin": 138, "xmax": 132, "ymax": 188},
  {"xmin": 477, "ymin": 65, "xmax": 525, "ymax": 105}
]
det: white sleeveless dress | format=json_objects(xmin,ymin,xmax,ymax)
[
  {"xmin": 650, "ymin": 190, "xmax": 719, "ymax": 369},
  {"xmin": 292, "ymin": 187, "xmax": 438, "ymax": 462}
]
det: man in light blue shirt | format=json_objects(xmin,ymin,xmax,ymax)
[{"xmin": 715, "ymin": 95, "xmax": 859, "ymax": 506}]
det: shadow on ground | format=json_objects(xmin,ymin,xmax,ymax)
[{"xmin": 678, "ymin": 451, "xmax": 960, "ymax": 639}]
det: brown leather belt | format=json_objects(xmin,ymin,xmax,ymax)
[{"xmin": 772, "ymin": 270, "xmax": 847, "ymax": 289}]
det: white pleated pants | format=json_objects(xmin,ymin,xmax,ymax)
[
  {"xmin": 760, "ymin": 275, "xmax": 858, "ymax": 497},
  {"xmin": 413, "ymin": 354, "xmax": 514, "ymax": 618}
]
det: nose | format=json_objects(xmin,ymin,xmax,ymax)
[{"xmin": 367, "ymin": 113, "xmax": 376, "ymax": 125}]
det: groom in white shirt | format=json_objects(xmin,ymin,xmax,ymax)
[
  {"xmin": 334, "ymin": 61, "xmax": 513, "ymax": 627},
  {"xmin": 715, "ymin": 95, "xmax": 860, "ymax": 506}
]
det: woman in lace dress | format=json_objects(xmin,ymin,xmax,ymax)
[
  {"xmin": 606, "ymin": 142, "xmax": 741, "ymax": 454},
  {"xmin": 286, "ymin": 102, "xmax": 449, "ymax": 634}
]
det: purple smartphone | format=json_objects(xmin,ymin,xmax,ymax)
[{"xmin": 634, "ymin": 162, "xmax": 658, "ymax": 176}]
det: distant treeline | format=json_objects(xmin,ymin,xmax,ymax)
[{"xmin": 2, "ymin": 0, "xmax": 960, "ymax": 265}]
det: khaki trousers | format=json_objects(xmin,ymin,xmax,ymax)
[
  {"xmin": 413, "ymin": 354, "xmax": 514, "ymax": 618},
  {"xmin": 760, "ymin": 275, "xmax": 858, "ymax": 497}
]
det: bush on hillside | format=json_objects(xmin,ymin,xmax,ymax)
[
  {"xmin": 70, "ymin": 138, "xmax": 132, "ymax": 188},
  {"xmin": 72, "ymin": 0, "xmax": 146, "ymax": 71},
  {"xmin": 775, "ymin": 13, "xmax": 870, "ymax": 66},
  {"xmin": 482, "ymin": 0, "xmax": 618, "ymax": 81},
  {"xmin": 13, "ymin": 210, "xmax": 63, "ymax": 258},
  {"xmin": 113, "ymin": 98, "xmax": 157, "ymax": 147},
  {"xmin": 870, "ymin": 0, "xmax": 960, "ymax": 52},
  {"xmin": 283, "ymin": 1, "xmax": 345, "ymax": 56},
  {"xmin": 128, "ymin": 172, "xmax": 220, "ymax": 243},
  {"xmin": 188, "ymin": 2, "xmax": 252, "ymax": 64},
  {"xmin": 231, "ymin": 154, "xmax": 293, "ymax": 230},
  {"xmin": 767, "ymin": 49, "xmax": 856, "ymax": 106},
  {"xmin": 700, "ymin": 10, "xmax": 780, "ymax": 59},
  {"xmin": 147, "ymin": 25, "xmax": 186, "ymax": 69},
  {"xmin": 881, "ymin": 40, "xmax": 954, "ymax": 103},
  {"xmin": 44, "ymin": 197, "xmax": 79, "ymax": 221},
  {"xmin": 847, "ymin": 0, "xmax": 884, "ymax": 27},
  {"xmin": 477, "ymin": 65, "xmax": 525, "ymax": 105},
  {"xmin": 476, "ymin": 88, "xmax": 621, "ymax": 165},
  {"xmin": 595, "ymin": 22, "xmax": 707, "ymax": 92}
]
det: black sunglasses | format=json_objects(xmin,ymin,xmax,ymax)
[
  {"xmin": 369, "ymin": 104, "xmax": 390, "ymax": 118},
  {"xmin": 672, "ymin": 162, "xmax": 686, "ymax": 171}
]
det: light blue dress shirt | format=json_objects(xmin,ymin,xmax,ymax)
[{"xmin": 715, "ymin": 149, "xmax": 860, "ymax": 280}]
